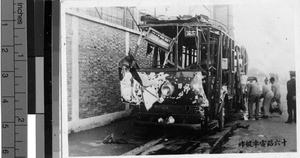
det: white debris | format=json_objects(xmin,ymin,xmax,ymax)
[
  {"xmin": 121, "ymin": 71, "xmax": 209, "ymax": 111},
  {"xmin": 120, "ymin": 71, "xmax": 133, "ymax": 102},
  {"xmin": 220, "ymin": 85, "xmax": 228, "ymax": 101},
  {"xmin": 167, "ymin": 116, "xmax": 175, "ymax": 124},
  {"xmin": 121, "ymin": 71, "xmax": 170, "ymax": 110},
  {"xmin": 178, "ymin": 83, "xmax": 183, "ymax": 89},
  {"xmin": 244, "ymin": 115, "xmax": 248, "ymax": 120},
  {"xmin": 158, "ymin": 118, "xmax": 164, "ymax": 123},
  {"xmin": 176, "ymin": 91, "xmax": 184, "ymax": 99},
  {"xmin": 158, "ymin": 97, "xmax": 164, "ymax": 103},
  {"xmin": 191, "ymin": 72, "xmax": 209, "ymax": 107},
  {"xmin": 183, "ymin": 84, "xmax": 190, "ymax": 94},
  {"xmin": 143, "ymin": 86, "xmax": 159, "ymax": 110}
]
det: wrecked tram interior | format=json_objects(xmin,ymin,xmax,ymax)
[{"xmin": 118, "ymin": 15, "xmax": 248, "ymax": 130}]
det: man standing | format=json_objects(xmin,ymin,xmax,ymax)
[
  {"xmin": 270, "ymin": 77, "xmax": 283, "ymax": 115},
  {"xmin": 286, "ymin": 71, "xmax": 296, "ymax": 123},
  {"xmin": 247, "ymin": 77, "xmax": 262, "ymax": 120}
]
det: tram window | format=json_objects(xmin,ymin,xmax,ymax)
[
  {"xmin": 193, "ymin": 49, "xmax": 197, "ymax": 63},
  {"xmin": 151, "ymin": 46, "xmax": 158, "ymax": 68},
  {"xmin": 181, "ymin": 45, "xmax": 198, "ymax": 69},
  {"xmin": 147, "ymin": 44, "xmax": 155, "ymax": 55},
  {"xmin": 150, "ymin": 45, "xmax": 177, "ymax": 68},
  {"xmin": 182, "ymin": 46, "xmax": 186, "ymax": 68},
  {"xmin": 148, "ymin": 43, "xmax": 201, "ymax": 69}
]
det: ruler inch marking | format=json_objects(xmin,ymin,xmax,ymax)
[
  {"xmin": 2, "ymin": 0, "xmax": 28, "ymax": 157},
  {"xmin": 14, "ymin": 0, "xmax": 16, "ymax": 157},
  {"xmin": 1, "ymin": 45, "xmax": 14, "ymax": 46}
]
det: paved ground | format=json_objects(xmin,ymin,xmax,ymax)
[
  {"xmin": 69, "ymin": 105, "xmax": 296, "ymax": 156},
  {"xmin": 69, "ymin": 82, "xmax": 297, "ymax": 156},
  {"xmin": 222, "ymin": 81, "xmax": 297, "ymax": 153},
  {"xmin": 68, "ymin": 117, "xmax": 164, "ymax": 156},
  {"xmin": 222, "ymin": 100, "xmax": 297, "ymax": 153}
]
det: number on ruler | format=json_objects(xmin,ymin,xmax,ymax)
[
  {"xmin": 1, "ymin": 48, "xmax": 8, "ymax": 53},
  {"xmin": 2, "ymin": 73, "xmax": 9, "ymax": 78},
  {"xmin": 2, "ymin": 149, "xmax": 9, "ymax": 154},
  {"xmin": 2, "ymin": 99, "xmax": 8, "ymax": 103},
  {"xmin": 2, "ymin": 124, "xmax": 9, "ymax": 128},
  {"xmin": 18, "ymin": 117, "xmax": 25, "ymax": 122}
]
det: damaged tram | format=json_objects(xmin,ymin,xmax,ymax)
[{"xmin": 118, "ymin": 15, "xmax": 248, "ymax": 130}]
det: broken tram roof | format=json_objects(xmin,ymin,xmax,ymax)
[{"xmin": 139, "ymin": 14, "xmax": 229, "ymax": 35}]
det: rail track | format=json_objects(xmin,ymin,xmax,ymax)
[{"xmin": 122, "ymin": 122, "xmax": 240, "ymax": 155}]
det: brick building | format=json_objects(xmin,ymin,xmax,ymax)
[{"xmin": 65, "ymin": 5, "xmax": 233, "ymax": 132}]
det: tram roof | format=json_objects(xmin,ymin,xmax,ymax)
[{"xmin": 139, "ymin": 15, "xmax": 234, "ymax": 39}]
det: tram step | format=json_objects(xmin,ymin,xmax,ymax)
[{"xmin": 208, "ymin": 120, "xmax": 218, "ymax": 130}]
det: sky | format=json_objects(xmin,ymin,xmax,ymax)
[{"xmin": 232, "ymin": 2, "xmax": 297, "ymax": 81}]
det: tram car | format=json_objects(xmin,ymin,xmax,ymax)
[{"xmin": 118, "ymin": 15, "xmax": 248, "ymax": 130}]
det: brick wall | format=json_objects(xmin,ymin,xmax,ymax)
[
  {"xmin": 66, "ymin": 12, "xmax": 151, "ymax": 120},
  {"xmin": 129, "ymin": 34, "xmax": 152, "ymax": 68}
]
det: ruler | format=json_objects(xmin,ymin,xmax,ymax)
[{"xmin": 1, "ymin": 0, "xmax": 28, "ymax": 157}]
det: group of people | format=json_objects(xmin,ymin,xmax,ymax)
[{"xmin": 245, "ymin": 71, "xmax": 296, "ymax": 123}]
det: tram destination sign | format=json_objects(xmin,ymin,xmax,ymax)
[
  {"xmin": 184, "ymin": 26, "xmax": 197, "ymax": 37},
  {"xmin": 144, "ymin": 28, "xmax": 173, "ymax": 51}
]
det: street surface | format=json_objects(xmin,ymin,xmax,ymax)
[
  {"xmin": 222, "ymin": 98, "xmax": 296, "ymax": 153},
  {"xmin": 69, "ymin": 82, "xmax": 297, "ymax": 156},
  {"xmin": 69, "ymin": 117, "xmax": 163, "ymax": 156}
]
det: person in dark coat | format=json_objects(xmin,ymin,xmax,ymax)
[{"xmin": 286, "ymin": 71, "xmax": 296, "ymax": 123}]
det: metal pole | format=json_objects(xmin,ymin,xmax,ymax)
[
  {"xmin": 94, "ymin": 7, "xmax": 102, "ymax": 19},
  {"xmin": 197, "ymin": 26, "xmax": 201, "ymax": 65},
  {"xmin": 126, "ymin": 7, "xmax": 141, "ymax": 31},
  {"xmin": 206, "ymin": 27, "xmax": 211, "ymax": 119},
  {"xmin": 175, "ymin": 25, "xmax": 179, "ymax": 68}
]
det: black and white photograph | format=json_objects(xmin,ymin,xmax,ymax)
[{"xmin": 60, "ymin": 0, "xmax": 299, "ymax": 157}]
